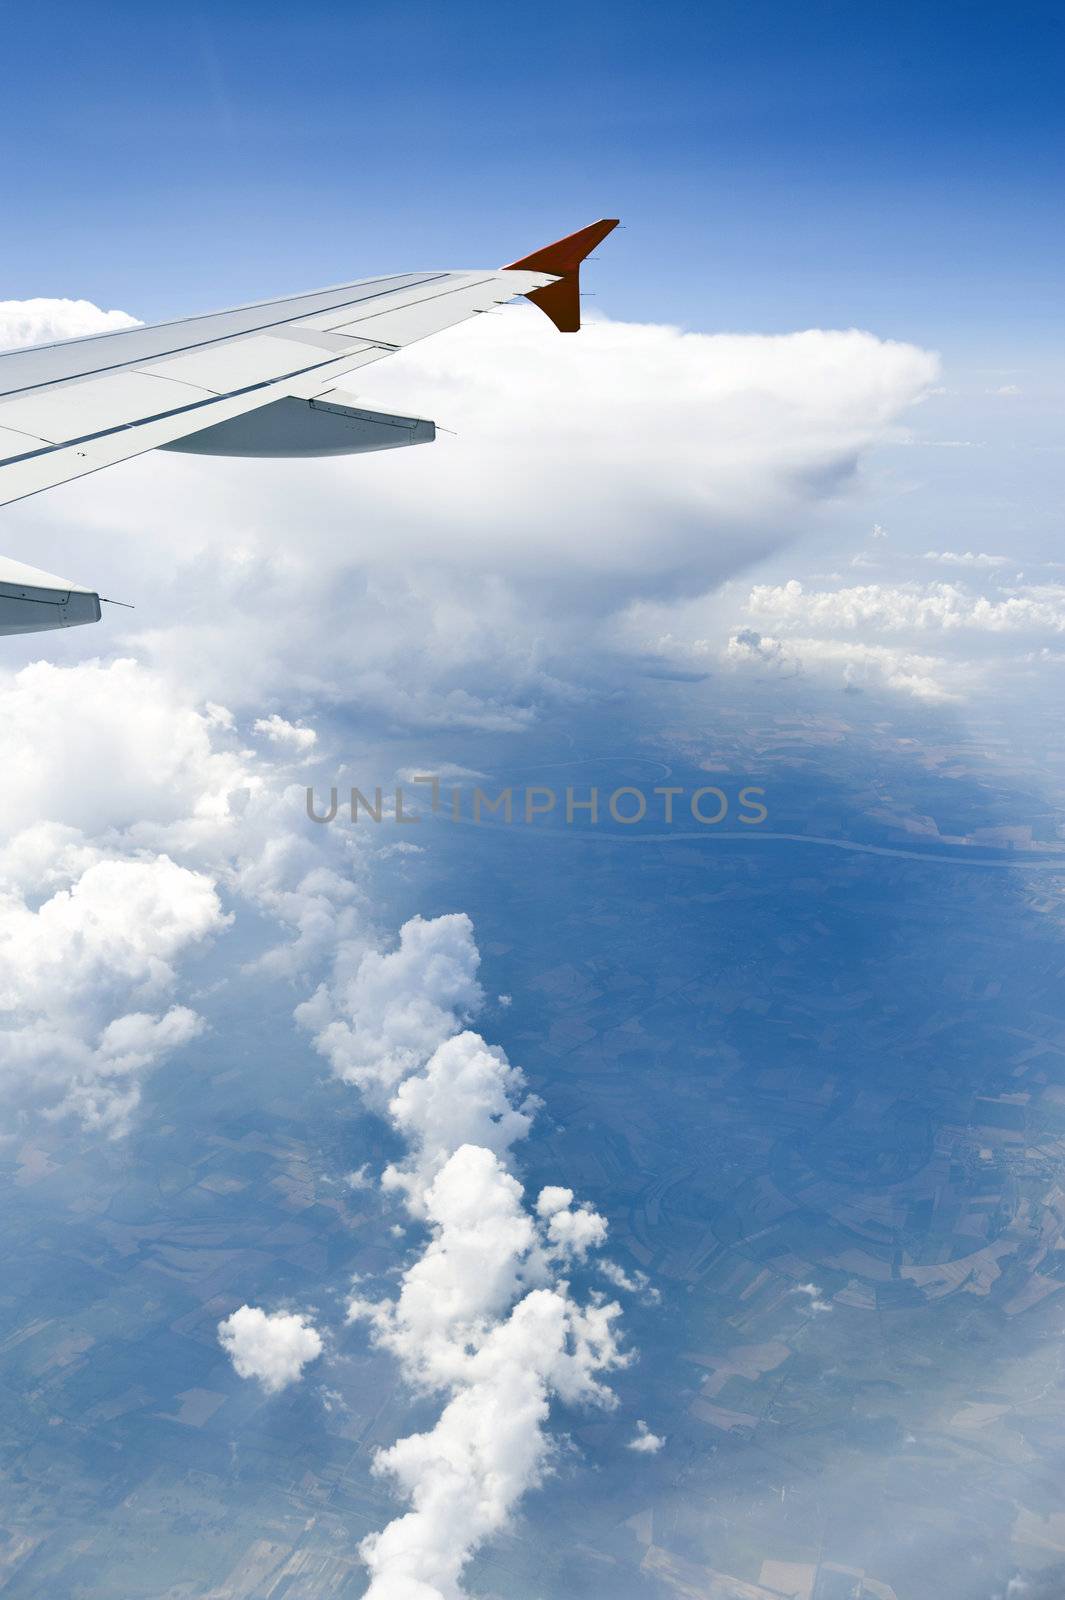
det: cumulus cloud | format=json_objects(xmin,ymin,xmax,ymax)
[
  {"xmin": 335, "ymin": 317, "xmax": 939, "ymax": 603},
  {"xmin": 296, "ymin": 912, "xmax": 483, "ymax": 1099},
  {"xmin": 536, "ymin": 1184, "xmax": 609, "ymax": 1260},
  {"xmin": 635, "ymin": 563, "xmax": 1065, "ymax": 706},
  {"xmin": 252, "ymin": 713, "xmax": 317, "ymax": 751},
  {"xmin": 351, "ymin": 1142, "xmax": 624, "ymax": 1600},
  {"xmin": 0, "ymin": 656, "xmax": 361, "ymax": 1132},
  {"xmin": 0, "ymin": 297, "xmax": 141, "ymax": 350},
  {"xmin": 745, "ymin": 578, "xmax": 1065, "ymax": 635},
  {"xmin": 217, "ymin": 1305, "xmax": 323, "ymax": 1394},
  {"xmin": 627, "ymin": 1419, "xmax": 665, "ymax": 1454},
  {"xmin": 382, "ymin": 1030, "xmax": 539, "ymax": 1213},
  {"xmin": 598, "ymin": 1259, "xmax": 661, "ymax": 1304},
  {"xmin": 0, "ymin": 839, "xmax": 225, "ymax": 1133},
  {"xmin": 724, "ymin": 627, "xmax": 794, "ymax": 673},
  {"xmin": 350, "ymin": 1147, "xmax": 619, "ymax": 1401},
  {"xmin": 0, "ymin": 656, "xmax": 245, "ymax": 842},
  {"xmin": 0, "ymin": 853, "xmax": 224, "ymax": 1008},
  {"xmin": 792, "ymin": 1282, "xmax": 833, "ymax": 1314},
  {"xmin": 921, "ymin": 550, "xmax": 1010, "ymax": 568},
  {"xmin": 300, "ymin": 912, "xmax": 624, "ymax": 1600},
  {"xmin": 724, "ymin": 628, "xmax": 962, "ymax": 702},
  {"xmin": 627, "ymin": 616, "xmax": 962, "ymax": 703},
  {"xmin": 2, "ymin": 305, "xmax": 937, "ymax": 722}
]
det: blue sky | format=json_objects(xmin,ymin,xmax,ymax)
[{"xmin": 4, "ymin": 0, "xmax": 1064, "ymax": 357}]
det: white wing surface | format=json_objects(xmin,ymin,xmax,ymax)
[{"xmin": 0, "ymin": 219, "xmax": 618, "ymax": 634}]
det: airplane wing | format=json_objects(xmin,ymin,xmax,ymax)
[{"xmin": 0, "ymin": 218, "xmax": 618, "ymax": 636}]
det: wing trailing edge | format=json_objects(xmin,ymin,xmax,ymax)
[{"xmin": 161, "ymin": 394, "xmax": 435, "ymax": 458}]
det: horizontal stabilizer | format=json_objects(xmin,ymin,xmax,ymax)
[
  {"xmin": 0, "ymin": 555, "xmax": 101, "ymax": 637},
  {"xmin": 161, "ymin": 394, "xmax": 435, "ymax": 458}
]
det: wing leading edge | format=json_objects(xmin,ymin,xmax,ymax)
[{"xmin": 0, "ymin": 219, "xmax": 618, "ymax": 635}]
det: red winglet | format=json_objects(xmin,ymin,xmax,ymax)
[{"xmin": 502, "ymin": 218, "xmax": 619, "ymax": 333}]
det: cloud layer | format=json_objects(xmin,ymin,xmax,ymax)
[
  {"xmin": 0, "ymin": 655, "xmax": 356, "ymax": 1131},
  {"xmin": 3, "ymin": 299, "xmax": 938, "ymax": 725},
  {"xmin": 746, "ymin": 578, "xmax": 1065, "ymax": 635}
]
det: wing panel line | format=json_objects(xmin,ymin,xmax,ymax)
[
  {"xmin": 0, "ymin": 273, "xmax": 453, "ymax": 401},
  {"xmin": 0, "ymin": 271, "xmax": 527, "ymax": 461},
  {"xmin": 0, "ymin": 346, "xmax": 400, "ymax": 468}
]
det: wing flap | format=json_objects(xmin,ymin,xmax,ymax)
[
  {"xmin": 161, "ymin": 394, "xmax": 435, "ymax": 458},
  {"xmin": 0, "ymin": 346, "xmax": 395, "ymax": 503},
  {"xmin": 0, "ymin": 555, "xmax": 101, "ymax": 636}
]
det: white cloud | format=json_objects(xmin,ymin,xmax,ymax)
[
  {"xmin": 2, "ymin": 306, "xmax": 938, "ymax": 723},
  {"xmin": 0, "ymin": 656, "xmax": 245, "ymax": 842},
  {"xmin": 598, "ymin": 1260, "xmax": 661, "ymax": 1304},
  {"xmin": 67, "ymin": 1006, "xmax": 204, "ymax": 1130},
  {"xmin": 0, "ymin": 842, "xmax": 225, "ymax": 1133},
  {"xmin": 217, "ymin": 1305, "xmax": 323, "ymax": 1394},
  {"xmin": 536, "ymin": 1184, "xmax": 609, "ymax": 1260},
  {"xmin": 0, "ymin": 853, "xmax": 224, "ymax": 1009},
  {"xmin": 792, "ymin": 1282, "xmax": 833, "ymax": 1314},
  {"xmin": 627, "ymin": 1419, "xmax": 665, "ymax": 1454},
  {"xmin": 630, "ymin": 620, "xmax": 962, "ymax": 703},
  {"xmin": 746, "ymin": 578, "xmax": 1065, "ymax": 635},
  {"xmin": 382, "ymin": 1031, "xmax": 539, "ymax": 1213},
  {"xmin": 351, "ymin": 1146, "xmax": 624, "ymax": 1600},
  {"xmin": 252, "ymin": 713, "xmax": 317, "ymax": 751},
  {"xmin": 0, "ymin": 656, "xmax": 361, "ymax": 1132},
  {"xmin": 921, "ymin": 550, "xmax": 1010, "ymax": 568},
  {"xmin": 301, "ymin": 912, "xmax": 624, "ymax": 1600},
  {"xmin": 724, "ymin": 627, "xmax": 794, "ymax": 673},
  {"xmin": 638, "ymin": 565, "xmax": 1065, "ymax": 708},
  {"xmin": 0, "ymin": 297, "xmax": 140, "ymax": 350},
  {"xmin": 725, "ymin": 628, "xmax": 962, "ymax": 702},
  {"xmin": 334, "ymin": 316, "xmax": 939, "ymax": 602},
  {"xmin": 296, "ymin": 912, "xmax": 483, "ymax": 1100}
]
